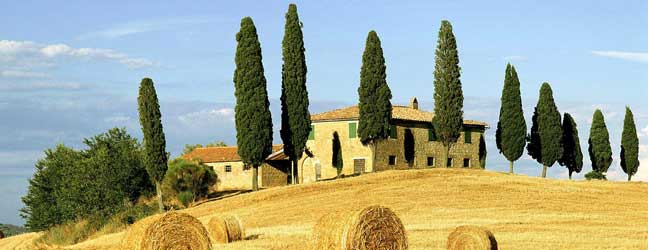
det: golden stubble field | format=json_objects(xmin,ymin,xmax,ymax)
[{"xmin": 2, "ymin": 168, "xmax": 648, "ymax": 250}]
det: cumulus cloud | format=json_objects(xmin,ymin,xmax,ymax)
[
  {"xmin": 591, "ymin": 50, "xmax": 648, "ymax": 63},
  {"xmin": 639, "ymin": 125, "xmax": 648, "ymax": 137},
  {"xmin": 0, "ymin": 39, "xmax": 156, "ymax": 68},
  {"xmin": 178, "ymin": 108, "xmax": 235, "ymax": 126}
]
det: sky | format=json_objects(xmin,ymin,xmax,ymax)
[{"xmin": 1, "ymin": 0, "xmax": 647, "ymax": 226}]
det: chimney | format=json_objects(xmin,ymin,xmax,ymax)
[{"xmin": 410, "ymin": 97, "xmax": 418, "ymax": 110}]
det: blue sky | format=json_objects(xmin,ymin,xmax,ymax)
[{"xmin": 1, "ymin": 1, "xmax": 647, "ymax": 226}]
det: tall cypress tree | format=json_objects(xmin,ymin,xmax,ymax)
[
  {"xmin": 558, "ymin": 113, "xmax": 583, "ymax": 179},
  {"xmin": 433, "ymin": 20, "xmax": 464, "ymax": 166},
  {"xmin": 357, "ymin": 30, "xmax": 392, "ymax": 170},
  {"xmin": 621, "ymin": 107, "xmax": 639, "ymax": 181},
  {"xmin": 526, "ymin": 83, "xmax": 562, "ymax": 178},
  {"xmin": 588, "ymin": 109, "xmax": 612, "ymax": 178},
  {"xmin": 234, "ymin": 17, "xmax": 273, "ymax": 191},
  {"xmin": 137, "ymin": 77, "xmax": 168, "ymax": 211},
  {"xmin": 280, "ymin": 4, "xmax": 310, "ymax": 185},
  {"xmin": 496, "ymin": 64, "xmax": 527, "ymax": 174}
]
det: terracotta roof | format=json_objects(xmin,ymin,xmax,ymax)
[
  {"xmin": 311, "ymin": 105, "xmax": 488, "ymax": 127},
  {"xmin": 182, "ymin": 145, "xmax": 284, "ymax": 163}
]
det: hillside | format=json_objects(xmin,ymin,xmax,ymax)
[{"xmin": 2, "ymin": 169, "xmax": 648, "ymax": 250}]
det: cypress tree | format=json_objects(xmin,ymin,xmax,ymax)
[
  {"xmin": 588, "ymin": 109, "xmax": 612, "ymax": 178},
  {"xmin": 280, "ymin": 4, "xmax": 310, "ymax": 185},
  {"xmin": 357, "ymin": 30, "xmax": 392, "ymax": 170},
  {"xmin": 233, "ymin": 17, "xmax": 273, "ymax": 191},
  {"xmin": 558, "ymin": 113, "xmax": 583, "ymax": 179},
  {"xmin": 137, "ymin": 77, "xmax": 168, "ymax": 211},
  {"xmin": 332, "ymin": 132, "xmax": 343, "ymax": 177},
  {"xmin": 433, "ymin": 20, "xmax": 464, "ymax": 166},
  {"xmin": 621, "ymin": 107, "xmax": 639, "ymax": 181},
  {"xmin": 496, "ymin": 64, "xmax": 527, "ymax": 174},
  {"xmin": 526, "ymin": 83, "xmax": 562, "ymax": 178}
]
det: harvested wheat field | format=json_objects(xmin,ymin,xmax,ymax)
[{"xmin": 3, "ymin": 168, "xmax": 648, "ymax": 250}]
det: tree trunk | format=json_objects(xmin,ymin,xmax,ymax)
[
  {"xmin": 541, "ymin": 165, "xmax": 547, "ymax": 178},
  {"xmin": 569, "ymin": 171, "xmax": 572, "ymax": 180},
  {"xmin": 252, "ymin": 165, "xmax": 259, "ymax": 191},
  {"xmin": 290, "ymin": 159, "xmax": 295, "ymax": 184},
  {"xmin": 155, "ymin": 181, "xmax": 164, "ymax": 212},
  {"xmin": 371, "ymin": 142, "xmax": 378, "ymax": 171},
  {"xmin": 445, "ymin": 143, "xmax": 452, "ymax": 168},
  {"xmin": 628, "ymin": 175, "xmax": 632, "ymax": 181},
  {"xmin": 292, "ymin": 159, "xmax": 299, "ymax": 184},
  {"xmin": 509, "ymin": 161, "xmax": 514, "ymax": 174}
]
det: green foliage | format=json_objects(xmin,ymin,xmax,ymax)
[
  {"xmin": 137, "ymin": 78, "xmax": 168, "ymax": 183},
  {"xmin": 479, "ymin": 135, "xmax": 487, "ymax": 169},
  {"xmin": 358, "ymin": 30, "xmax": 392, "ymax": 146},
  {"xmin": 163, "ymin": 158, "xmax": 216, "ymax": 203},
  {"xmin": 433, "ymin": 20, "xmax": 464, "ymax": 148},
  {"xmin": 621, "ymin": 107, "xmax": 640, "ymax": 181},
  {"xmin": 280, "ymin": 4, "xmax": 311, "ymax": 166},
  {"xmin": 234, "ymin": 17, "xmax": 273, "ymax": 189},
  {"xmin": 527, "ymin": 83, "xmax": 562, "ymax": 176},
  {"xmin": 332, "ymin": 132, "xmax": 343, "ymax": 176},
  {"xmin": 558, "ymin": 113, "xmax": 583, "ymax": 179},
  {"xmin": 21, "ymin": 128, "xmax": 152, "ymax": 231},
  {"xmin": 182, "ymin": 141, "xmax": 227, "ymax": 155},
  {"xmin": 0, "ymin": 224, "xmax": 27, "ymax": 237},
  {"xmin": 496, "ymin": 64, "xmax": 526, "ymax": 171},
  {"xmin": 588, "ymin": 109, "xmax": 612, "ymax": 174},
  {"xmin": 584, "ymin": 170, "xmax": 607, "ymax": 180},
  {"xmin": 177, "ymin": 191, "xmax": 195, "ymax": 208}
]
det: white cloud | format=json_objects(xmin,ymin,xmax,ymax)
[
  {"xmin": 0, "ymin": 82, "xmax": 87, "ymax": 91},
  {"xmin": 639, "ymin": 125, "xmax": 648, "ymax": 137},
  {"xmin": 503, "ymin": 55, "xmax": 527, "ymax": 61},
  {"xmin": 0, "ymin": 39, "xmax": 156, "ymax": 68},
  {"xmin": 178, "ymin": 108, "xmax": 235, "ymax": 126},
  {"xmin": 104, "ymin": 115, "xmax": 132, "ymax": 123},
  {"xmin": 77, "ymin": 16, "xmax": 212, "ymax": 40},
  {"xmin": 0, "ymin": 70, "xmax": 48, "ymax": 78},
  {"xmin": 591, "ymin": 50, "xmax": 648, "ymax": 63}
]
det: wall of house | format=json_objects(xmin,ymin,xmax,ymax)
[
  {"xmin": 206, "ymin": 161, "xmax": 289, "ymax": 190},
  {"xmin": 298, "ymin": 120, "xmax": 373, "ymax": 183},
  {"xmin": 375, "ymin": 121, "xmax": 485, "ymax": 170}
]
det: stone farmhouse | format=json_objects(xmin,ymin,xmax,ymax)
[{"xmin": 183, "ymin": 97, "xmax": 488, "ymax": 190}]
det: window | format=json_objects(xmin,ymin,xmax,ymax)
[
  {"xmin": 349, "ymin": 122, "xmax": 357, "ymax": 138},
  {"xmin": 463, "ymin": 158, "xmax": 470, "ymax": 168},
  {"xmin": 427, "ymin": 157, "xmax": 434, "ymax": 167},
  {"xmin": 447, "ymin": 158, "xmax": 453, "ymax": 167},
  {"xmin": 464, "ymin": 129, "xmax": 472, "ymax": 144},
  {"xmin": 428, "ymin": 126, "xmax": 436, "ymax": 141},
  {"xmin": 225, "ymin": 165, "xmax": 232, "ymax": 172},
  {"xmin": 388, "ymin": 155, "xmax": 396, "ymax": 165},
  {"xmin": 389, "ymin": 124, "xmax": 397, "ymax": 139},
  {"xmin": 309, "ymin": 125, "xmax": 315, "ymax": 140}
]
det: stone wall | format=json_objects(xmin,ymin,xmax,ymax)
[
  {"xmin": 206, "ymin": 161, "xmax": 289, "ymax": 190},
  {"xmin": 262, "ymin": 160, "xmax": 290, "ymax": 188}
]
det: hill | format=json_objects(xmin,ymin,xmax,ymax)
[
  {"xmin": 0, "ymin": 225, "xmax": 26, "ymax": 238},
  {"xmin": 2, "ymin": 168, "xmax": 648, "ymax": 249}
]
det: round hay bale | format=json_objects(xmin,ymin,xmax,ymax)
[
  {"xmin": 206, "ymin": 216, "xmax": 229, "ymax": 243},
  {"xmin": 313, "ymin": 205, "xmax": 408, "ymax": 250},
  {"xmin": 223, "ymin": 215, "xmax": 244, "ymax": 242},
  {"xmin": 120, "ymin": 212, "xmax": 212, "ymax": 250},
  {"xmin": 446, "ymin": 225, "xmax": 497, "ymax": 250}
]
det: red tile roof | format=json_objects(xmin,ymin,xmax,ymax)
[
  {"xmin": 311, "ymin": 105, "xmax": 488, "ymax": 127},
  {"xmin": 182, "ymin": 145, "xmax": 284, "ymax": 163}
]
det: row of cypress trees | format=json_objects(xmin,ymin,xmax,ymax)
[{"xmin": 495, "ymin": 65, "xmax": 640, "ymax": 180}]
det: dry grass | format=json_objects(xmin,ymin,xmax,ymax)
[{"xmin": 3, "ymin": 169, "xmax": 648, "ymax": 249}]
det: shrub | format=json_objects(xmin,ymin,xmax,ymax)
[
  {"xmin": 163, "ymin": 158, "xmax": 217, "ymax": 205},
  {"xmin": 585, "ymin": 171, "xmax": 607, "ymax": 180},
  {"xmin": 178, "ymin": 191, "xmax": 195, "ymax": 208}
]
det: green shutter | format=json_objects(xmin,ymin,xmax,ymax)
[
  {"xmin": 349, "ymin": 122, "xmax": 357, "ymax": 138},
  {"xmin": 428, "ymin": 125, "xmax": 436, "ymax": 141},
  {"xmin": 464, "ymin": 129, "xmax": 472, "ymax": 144},
  {"xmin": 390, "ymin": 124, "xmax": 397, "ymax": 139},
  {"xmin": 309, "ymin": 125, "xmax": 315, "ymax": 140}
]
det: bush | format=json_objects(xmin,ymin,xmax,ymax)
[
  {"xmin": 585, "ymin": 171, "xmax": 607, "ymax": 180},
  {"xmin": 163, "ymin": 158, "xmax": 217, "ymax": 206}
]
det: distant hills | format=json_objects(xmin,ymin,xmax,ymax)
[{"xmin": 0, "ymin": 224, "xmax": 26, "ymax": 237}]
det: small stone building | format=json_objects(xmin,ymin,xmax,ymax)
[
  {"xmin": 298, "ymin": 97, "xmax": 488, "ymax": 184},
  {"xmin": 182, "ymin": 145, "xmax": 290, "ymax": 191}
]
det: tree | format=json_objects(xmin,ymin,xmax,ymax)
[
  {"xmin": 163, "ymin": 158, "xmax": 216, "ymax": 206},
  {"xmin": 404, "ymin": 129, "xmax": 415, "ymax": 167},
  {"xmin": 137, "ymin": 77, "xmax": 168, "ymax": 211},
  {"xmin": 433, "ymin": 20, "xmax": 464, "ymax": 167},
  {"xmin": 332, "ymin": 132, "xmax": 343, "ymax": 177},
  {"xmin": 558, "ymin": 113, "xmax": 583, "ymax": 179},
  {"xmin": 496, "ymin": 64, "xmax": 527, "ymax": 174},
  {"xmin": 234, "ymin": 17, "xmax": 273, "ymax": 191},
  {"xmin": 621, "ymin": 107, "xmax": 639, "ymax": 181},
  {"xmin": 588, "ymin": 109, "xmax": 612, "ymax": 179},
  {"xmin": 280, "ymin": 4, "xmax": 311, "ymax": 185},
  {"xmin": 526, "ymin": 83, "xmax": 562, "ymax": 178},
  {"xmin": 182, "ymin": 141, "xmax": 227, "ymax": 155},
  {"xmin": 357, "ymin": 30, "xmax": 392, "ymax": 170}
]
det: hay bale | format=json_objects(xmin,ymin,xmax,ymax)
[
  {"xmin": 120, "ymin": 212, "xmax": 212, "ymax": 250},
  {"xmin": 313, "ymin": 205, "xmax": 408, "ymax": 250},
  {"xmin": 446, "ymin": 225, "xmax": 498, "ymax": 250},
  {"xmin": 206, "ymin": 216, "xmax": 229, "ymax": 243},
  {"xmin": 207, "ymin": 215, "xmax": 245, "ymax": 243}
]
